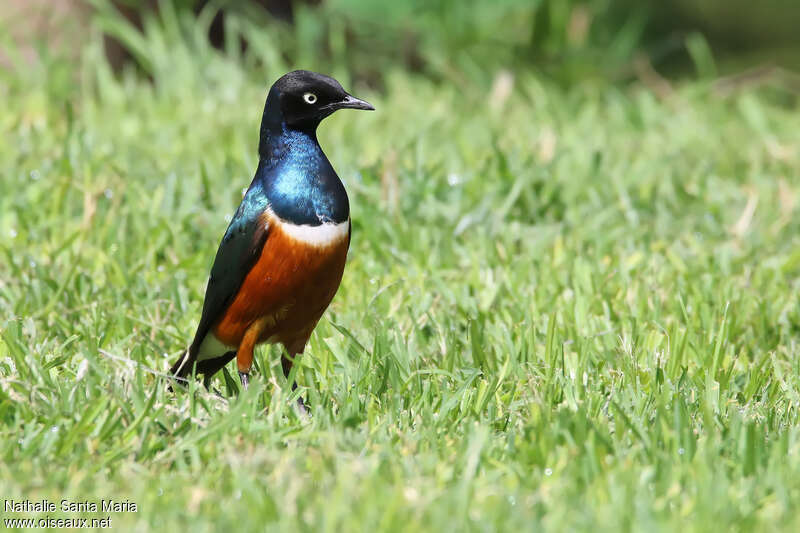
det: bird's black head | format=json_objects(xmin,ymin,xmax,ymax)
[{"xmin": 265, "ymin": 70, "xmax": 374, "ymax": 131}]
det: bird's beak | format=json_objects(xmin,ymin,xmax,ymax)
[{"xmin": 335, "ymin": 94, "xmax": 375, "ymax": 111}]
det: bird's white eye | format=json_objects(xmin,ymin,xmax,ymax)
[{"xmin": 303, "ymin": 92, "xmax": 317, "ymax": 104}]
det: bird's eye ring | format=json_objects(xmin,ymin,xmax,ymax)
[{"xmin": 303, "ymin": 92, "xmax": 317, "ymax": 104}]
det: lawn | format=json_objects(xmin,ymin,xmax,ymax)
[{"xmin": 2, "ymin": 8, "xmax": 800, "ymax": 532}]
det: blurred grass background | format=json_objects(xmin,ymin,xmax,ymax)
[
  {"xmin": 1, "ymin": 0, "xmax": 800, "ymax": 531},
  {"xmin": 4, "ymin": 0, "xmax": 800, "ymax": 86}
]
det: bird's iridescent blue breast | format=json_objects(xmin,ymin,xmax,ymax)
[{"xmin": 257, "ymin": 128, "xmax": 349, "ymax": 226}]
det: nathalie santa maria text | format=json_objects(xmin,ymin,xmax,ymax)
[{"xmin": 5, "ymin": 499, "xmax": 137, "ymax": 513}]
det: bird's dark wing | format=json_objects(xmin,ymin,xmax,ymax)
[{"xmin": 170, "ymin": 197, "xmax": 269, "ymax": 378}]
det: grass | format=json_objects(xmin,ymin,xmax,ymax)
[{"xmin": 2, "ymin": 8, "xmax": 800, "ymax": 532}]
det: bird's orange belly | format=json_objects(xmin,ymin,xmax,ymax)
[{"xmin": 212, "ymin": 214, "xmax": 349, "ymax": 350}]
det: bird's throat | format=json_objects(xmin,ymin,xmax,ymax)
[{"xmin": 256, "ymin": 127, "xmax": 349, "ymax": 227}]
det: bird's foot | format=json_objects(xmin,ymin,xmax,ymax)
[
  {"xmin": 294, "ymin": 396, "xmax": 310, "ymax": 417},
  {"xmin": 238, "ymin": 371, "xmax": 249, "ymax": 391}
]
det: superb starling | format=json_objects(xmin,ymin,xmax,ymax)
[{"xmin": 170, "ymin": 70, "xmax": 374, "ymax": 403}]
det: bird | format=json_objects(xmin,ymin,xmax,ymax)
[{"xmin": 169, "ymin": 70, "xmax": 374, "ymax": 406}]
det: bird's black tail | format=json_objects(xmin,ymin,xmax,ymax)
[
  {"xmin": 169, "ymin": 347, "xmax": 195, "ymax": 380},
  {"xmin": 169, "ymin": 344, "xmax": 236, "ymax": 383}
]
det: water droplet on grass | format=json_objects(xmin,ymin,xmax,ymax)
[{"xmin": 544, "ymin": 468, "xmax": 553, "ymax": 476}]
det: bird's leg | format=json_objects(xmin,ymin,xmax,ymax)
[
  {"xmin": 280, "ymin": 354, "xmax": 296, "ymax": 390},
  {"xmin": 281, "ymin": 351, "xmax": 309, "ymax": 415},
  {"xmin": 236, "ymin": 317, "xmax": 268, "ymax": 393}
]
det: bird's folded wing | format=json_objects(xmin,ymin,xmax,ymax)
[{"xmin": 187, "ymin": 204, "xmax": 270, "ymax": 360}]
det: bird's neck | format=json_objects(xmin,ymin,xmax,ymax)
[
  {"xmin": 258, "ymin": 124, "xmax": 321, "ymax": 166},
  {"xmin": 254, "ymin": 99, "xmax": 349, "ymax": 226},
  {"xmin": 258, "ymin": 87, "xmax": 321, "ymax": 161}
]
